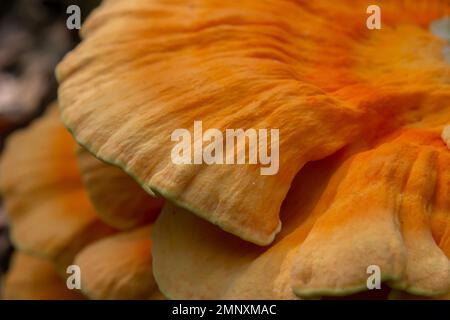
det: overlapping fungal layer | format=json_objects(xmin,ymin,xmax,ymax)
[
  {"xmin": 55, "ymin": 0, "xmax": 450, "ymax": 299},
  {"xmin": 0, "ymin": 107, "xmax": 162, "ymax": 300},
  {"xmin": 0, "ymin": 105, "xmax": 114, "ymax": 269},
  {"xmin": 77, "ymin": 147, "xmax": 164, "ymax": 230},
  {"xmin": 57, "ymin": 0, "xmax": 450, "ymax": 246},
  {"xmin": 3, "ymin": 253, "xmax": 84, "ymax": 300},
  {"xmin": 153, "ymin": 129, "xmax": 450, "ymax": 299},
  {"xmin": 75, "ymin": 225, "xmax": 163, "ymax": 300}
]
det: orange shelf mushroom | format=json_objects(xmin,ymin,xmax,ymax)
[
  {"xmin": 3, "ymin": 253, "xmax": 84, "ymax": 300},
  {"xmin": 0, "ymin": 106, "xmax": 163, "ymax": 300},
  {"xmin": 77, "ymin": 147, "xmax": 163, "ymax": 230},
  {"xmin": 153, "ymin": 129, "xmax": 450, "ymax": 299},
  {"xmin": 57, "ymin": 0, "xmax": 450, "ymax": 247},
  {"xmin": 1, "ymin": 0, "xmax": 448, "ymax": 300},
  {"xmin": 54, "ymin": 0, "xmax": 450, "ymax": 299},
  {"xmin": 75, "ymin": 226, "xmax": 163, "ymax": 300},
  {"xmin": 0, "ymin": 105, "xmax": 115, "ymax": 270}
]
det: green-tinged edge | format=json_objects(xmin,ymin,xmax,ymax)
[{"xmin": 59, "ymin": 109, "xmax": 281, "ymax": 246}]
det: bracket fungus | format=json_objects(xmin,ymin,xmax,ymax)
[
  {"xmin": 76, "ymin": 147, "xmax": 164, "ymax": 230},
  {"xmin": 1, "ymin": 0, "xmax": 448, "ymax": 300},
  {"xmin": 0, "ymin": 105, "xmax": 115, "ymax": 269},
  {"xmin": 53, "ymin": 0, "xmax": 450, "ymax": 299},
  {"xmin": 0, "ymin": 106, "xmax": 161, "ymax": 300},
  {"xmin": 74, "ymin": 225, "xmax": 163, "ymax": 300},
  {"xmin": 3, "ymin": 253, "xmax": 84, "ymax": 300},
  {"xmin": 153, "ymin": 129, "xmax": 450, "ymax": 299},
  {"xmin": 57, "ymin": 0, "xmax": 450, "ymax": 246}
]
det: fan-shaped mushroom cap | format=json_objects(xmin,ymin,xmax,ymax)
[
  {"xmin": 0, "ymin": 105, "xmax": 115, "ymax": 269},
  {"xmin": 0, "ymin": 104, "xmax": 165, "ymax": 300},
  {"xmin": 152, "ymin": 152, "xmax": 347, "ymax": 299},
  {"xmin": 3, "ymin": 253, "xmax": 85, "ymax": 300},
  {"xmin": 77, "ymin": 147, "xmax": 164, "ymax": 230},
  {"xmin": 74, "ymin": 225, "xmax": 163, "ymax": 300},
  {"xmin": 291, "ymin": 129, "xmax": 450, "ymax": 298},
  {"xmin": 153, "ymin": 129, "xmax": 450, "ymax": 299},
  {"xmin": 57, "ymin": 0, "xmax": 450, "ymax": 245}
]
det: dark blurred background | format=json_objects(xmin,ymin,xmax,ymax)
[{"xmin": 0, "ymin": 0, "xmax": 100, "ymax": 293}]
